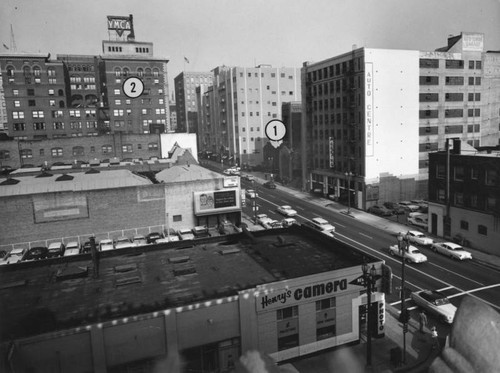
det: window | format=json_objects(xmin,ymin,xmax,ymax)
[
  {"xmin": 53, "ymin": 122, "xmax": 64, "ymax": 130},
  {"xmin": 277, "ymin": 306, "xmax": 299, "ymax": 351},
  {"xmin": 20, "ymin": 149, "xmax": 32, "ymax": 159},
  {"xmin": 13, "ymin": 123, "xmax": 25, "ymax": 131},
  {"xmin": 460, "ymin": 220, "xmax": 469, "ymax": 230},
  {"xmin": 51, "ymin": 147, "xmax": 63, "ymax": 157},
  {"xmin": 72, "ymin": 146, "xmax": 84, "ymax": 156},
  {"xmin": 48, "ymin": 89, "xmax": 55, "ymax": 95},
  {"xmin": 113, "ymin": 109, "xmax": 124, "ymax": 117},
  {"xmin": 485, "ymin": 169, "xmax": 497, "ymax": 186},
  {"xmin": 436, "ymin": 164, "xmax": 445, "ymax": 179},
  {"xmin": 316, "ymin": 297, "xmax": 336, "ymax": 340},
  {"xmin": 468, "ymin": 93, "xmax": 481, "ymax": 102},
  {"xmin": 445, "ymin": 60, "xmax": 464, "ymax": 69},
  {"xmin": 420, "ymin": 59, "xmax": 439, "ymax": 68},
  {"xmin": 0, "ymin": 150, "xmax": 10, "ymax": 160},
  {"xmin": 419, "ymin": 110, "xmax": 438, "ymax": 119},
  {"xmin": 51, "ymin": 110, "xmax": 63, "ymax": 118},
  {"xmin": 173, "ymin": 214, "xmax": 182, "ymax": 222},
  {"xmin": 445, "ymin": 109, "xmax": 463, "ymax": 118},
  {"xmin": 419, "ymin": 76, "xmax": 439, "ymax": 85},
  {"xmin": 476, "ymin": 61, "xmax": 482, "ymax": 69},
  {"xmin": 28, "ymin": 100, "xmax": 36, "ymax": 107},
  {"xmin": 69, "ymin": 110, "xmax": 81, "ymax": 118},
  {"xmin": 445, "ymin": 76, "xmax": 464, "ymax": 85},
  {"xmin": 122, "ymin": 144, "xmax": 133, "ymax": 153},
  {"xmin": 102, "ymin": 145, "xmax": 113, "ymax": 154},
  {"xmin": 148, "ymin": 143, "xmax": 158, "ymax": 151},
  {"xmin": 419, "ymin": 93, "xmax": 438, "ymax": 102},
  {"xmin": 33, "ymin": 122, "xmax": 46, "ymax": 130},
  {"xmin": 468, "ymin": 108, "xmax": 481, "ymax": 117},
  {"xmin": 478, "ymin": 225, "xmax": 487, "ymax": 236},
  {"xmin": 445, "ymin": 93, "xmax": 463, "ymax": 102}
]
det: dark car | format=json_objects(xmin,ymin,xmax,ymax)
[
  {"xmin": 367, "ymin": 205, "xmax": 393, "ymax": 216},
  {"xmin": 263, "ymin": 181, "xmax": 277, "ymax": 189},
  {"xmin": 81, "ymin": 239, "xmax": 95, "ymax": 253},
  {"xmin": 383, "ymin": 202, "xmax": 405, "ymax": 215},
  {"xmin": 24, "ymin": 246, "xmax": 49, "ymax": 261},
  {"xmin": 146, "ymin": 232, "xmax": 163, "ymax": 244}
]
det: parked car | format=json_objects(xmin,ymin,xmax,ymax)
[
  {"xmin": 310, "ymin": 217, "xmax": 336, "ymax": 235},
  {"xmin": 132, "ymin": 235, "xmax": 148, "ymax": 246},
  {"xmin": 281, "ymin": 218, "xmax": 298, "ymax": 227},
  {"xmin": 178, "ymin": 228, "xmax": 195, "ymax": 240},
  {"xmin": 146, "ymin": 232, "xmax": 163, "ymax": 244},
  {"xmin": 47, "ymin": 242, "xmax": 65, "ymax": 257},
  {"xmin": 24, "ymin": 246, "xmax": 48, "ymax": 261},
  {"xmin": 407, "ymin": 213, "xmax": 428, "ymax": 229},
  {"xmin": 0, "ymin": 247, "xmax": 28, "ymax": 265},
  {"xmin": 115, "ymin": 237, "xmax": 137, "ymax": 250},
  {"xmin": 367, "ymin": 205, "xmax": 393, "ymax": 216},
  {"xmin": 399, "ymin": 201, "xmax": 420, "ymax": 212},
  {"xmin": 99, "ymin": 239, "xmax": 115, "ymax": 251},
  {"xmin": 388, "ymin": 244, "xmax": 428, "ymax": 263},
  {"xmin": 431, "ymin": 242, "xmax": 472, "ymax": 260},
  {"xmin": 242, "ymin": 174, "xmax": 255, "ymax": 181},
  {"xmin": 302, "ymin": 221, "xmax": 334, "ymax": 238},
  {"xmin": 405, "ymin": 231, "xmax": 433, "ymax": 246},
  {"xmin": 156, "ymin": 235, "xmax": 180, "ymax": 243},
  {"xmin": 383, "ymin": 202, "xmax": 405, "ymax": 215},
  {"xmin": 262, "ymin": 219, "xmax": 280, "ymax": 229},
  {"xmin": 64, "ymin": 241, "xmax": 81, "ymax": 256},
  {"xmin": 411, "ymin": 290, "xmax": 457, "ymax": 324},
  {"xmin": 192, "ymin": 225, "xmax": 210, "ymax": 238},
  {"xmin": 81, "ymin": 239, "xmax": 94, "ymax": 253},
  {"xmin": 263, "ymin": 181, "xmax": 277, "ymax": 189},
  {"xmin": 277, "ymin": 205, "xmax": 297, "ymax": 217},
  {"xmin": 245, "ymin": 189, "xmax": 258, "ymax": 199},
  {"xmin": 256, "ymin": 214, "xmax": 275, "ymax": 228}
]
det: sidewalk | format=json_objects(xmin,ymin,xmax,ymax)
[{"xmin": 246, "ymin": 170, "xmax": 500, "ymax": 272}]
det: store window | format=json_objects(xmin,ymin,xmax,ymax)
[
  {"xmin": 316, "ymin": 297, "xmax": 336, "ymax": 340},
  {"xmin": 277, "ymin": 306, "xmax": 299, "ymax": 351}
]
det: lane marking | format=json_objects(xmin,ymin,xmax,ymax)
[{"xmin": 359, "ymin": 232, "xmax": 373, "ymax": 240}]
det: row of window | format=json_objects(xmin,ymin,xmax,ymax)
[
  {"xmin": 12, "ymin": 88, "xmax": 65, "ymax": 97},
  {"xmin": 17, "ymin": 143, "xmax": 159, "ymax": 158},
  {"xmin": 12, "ymin": 109, "xmax": 97, "ymax": 120},
  {"xmin": 114, "ymin": 67, "xmax": 160, "ymax": 77},
  {"xmin": 239, "ymin": 71, "xmax": 295, "ymax": 79},
  {"xmin": 420, "ymin": 59, "xmax": 482, "ymax": 70},
  {"xmin": 460, "ymin": 220, "xmax": 489, "ymax": 236},
  {"xmin": 436, "ymin": 188, "xmax": 497, "ymax": 215},
  {"xmin": 419, "ymin": 108, "xmax": 480, "ymax": 119},
  {"xmin": 419, "ymin": 92, "xmax": 481, "ymax": 102},
  {"xmin": 436, "ymin": 164, "xmax": 497, "ymax": 185},
  {"xmin": 308, "ymin": 58, "xmax": 362, "ymax": 82},
  {"xmin": 112, "ymin": 108, "xmax": 166, "ymax": 116},
  {"xmin": 420, "ymin": 76, "xmax": 481, "ymax": 86}
]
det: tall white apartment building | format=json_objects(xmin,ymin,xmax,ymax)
[{"xmin": 198, "ymin": 65, "xmax": 301, "ymax": 167}]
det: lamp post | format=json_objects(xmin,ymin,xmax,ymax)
[
  {"xmin": 252, "ymin": 179, "xmax": 257, "ymax": 223},
  {"xmin": 362, "ymin": 263, "xmax": 377, "ymax": 367},
  {"xmin": 345, "ymin": 172, "xmax": 353, "ymax": 214},
  {"xmin": 397, "ymin": 232, "xmax": 410, "ymax": 364}
]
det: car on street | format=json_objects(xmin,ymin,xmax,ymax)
[
  {"xmin": 407, "ymin": 213, "xmax": 428, "ymax": 229},
  {"xmin": 411, "ymin": 290, "xmax": 457, "ymax": 324},
  {"xmin": 281, "ymin": 218, "xmax": 298, "ymax": 227},
  {"xmin": 388, "ymin": 244, "xmax": 428, "ymax": 263},
  {"xmin": 47, "ymin": 242, "xmax": 66, "ymax": 257},
  {"xmin": 64, "ymin": 241, "xmax": 81, "ymax": 256},
  {"xmin": 367, "ymin": 205, "xmax": 393, "ymax": 216},
  {"xmin": 24, "ymin": 246, "xmax": 48, "ymax": 261},
  {"xmin": 261, "ymin": 219, "xmax": 281, "ymax": 229},
  {"xmin": 99, "ymin": 239, "xmax": 115, "ymax": 251},
  {"xmin": 277, "ymin": 205, "xmax": 297, "ymax": 217},
  {"xmin": 405, "ymin": 231, "xmax": 434, "ymax": 246},
  {"xmin": 256, "ymin": 214, "xmax": 276, "ymax": 228},
  {"xmin": 431, "ymin": 242, "xmax": 472, "ymax": 260},
  {"xmin": 302, "ymin": 221, "xmax": 335, "ymax": 238},
  {"xmin": 146, "ymin": 232, "xmax": 163, "ymax": 244},
  {"xmin": 383, "ymin": 202, "xmax": 406, "ymax": 215},
  {"xmin": 263, "ymin": 181, "xmax": 277, "ymax": 189},
  {"xmin": 398, "ymin": 201, "xmax": 420, "ymax": 212},
  {"xmin": 310, "ymin": 217, "xmax": 336, "ymax": 234},
  {"xmin": 0, "ymin": 247, "xmax": 28, "ymax": 265},
  {"xmin": 177, "ymin": 228, "xmax": 195, "ymax": 240},
  {"xmin": 132, "ymin": 235, "xmax": 148, "ymax": 246},
  {"xmin": 245, "ymin": 189, "xmax": 258, "ymax": 199}
]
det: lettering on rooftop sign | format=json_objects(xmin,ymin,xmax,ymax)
[{"xmin": 107, "ymin": 15, "xmax": 133, "ymax": 36}]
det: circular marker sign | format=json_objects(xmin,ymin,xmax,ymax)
[
  {"xmin": 122, "ymin": 77, "xmax": 144, "ymax": 98},
  {"xmin": 265, "ymin": 120, "xmax": 286, "ymax": 142}
]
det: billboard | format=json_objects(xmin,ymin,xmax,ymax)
[
  {"xmin": 193, "ymin": 189, "xmax": 241, "ymax": 216},
  {"xmin": 33, "ymin": 192, "xmax": 89, "ymax": 223},
  {"xmin": 107, "ymin": 15, "xmax": 134, "ymax": 38}
]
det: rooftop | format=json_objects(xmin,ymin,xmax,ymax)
[{"xmin": 0, "ymin": 226, "xmax": 370, "ymax": 341}]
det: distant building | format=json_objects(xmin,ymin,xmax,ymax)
[
  {"xmin": 302, "ymin": 32, "xmax": 500, "ymax": 210},
  {"xmin": 174, "ymin": 71, "xmax": 213, "ymax": 133},
  {"xmin": 198, "ymin": 65, "xmax": 301, "ymax": 167},
  {"xmin": 428, "ymin": 140, "xmax": 500, "ymax": 254}
]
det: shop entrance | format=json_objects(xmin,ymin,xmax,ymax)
[
  {"xmin": 182, "ymin": 338, "xmax": 240, "ymax": 373},
  {"xmin": 359, "ymin": 303, "xmax": 378, "ymax": 342}
]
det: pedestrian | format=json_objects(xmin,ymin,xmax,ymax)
[
  {"xmin": 431, "ymin": 326, "xmax": 439, "ymax": 350},
  {"xmin": 419, "ymin": 309, "xmax": 428, "ymax": 333}
]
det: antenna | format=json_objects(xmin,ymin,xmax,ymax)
[{"xmin": 10, "ymin": 24, "xmax": 17, "ymax": 52}]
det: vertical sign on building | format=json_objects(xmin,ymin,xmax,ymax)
[
  {"xmin": 365, "ymin": 63, "xmax": 374, "ymax": 157},
  {"xmin": 329, "ymin": 137, "xmax": 335, "ymax": 168}
]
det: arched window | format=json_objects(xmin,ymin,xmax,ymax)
[
  {"xmin": 23, "ymin": 66, "xmax": 31, "ymax": 76},
  {"xmin": 59, "ymin": 100, "xmax": 65, "ymax": 108},
  {"xmin": 123, "ymin": 67, "xmax": 130, "ymax": 76},
  {"xmin": 153, "ymin": 68, "xmax": 159, "ymax": 77},
  {"xmin": 6, "ymin": 66, "xmax": 15, "ymax": 77},
  {"xmin": 58, "ymin": 89, "xmax": 64, "ymax": 96},
  {"xmin": 114, "ymin": 67, "xmax": 121, "ymax": 77},
  {"xmin": 145, "ymin": 68, "xmax": 151, "ymax": 76},
  {"xmin": 137, "ymin": 68, "xmax": 144, "ymax": 77},
  {"xmin": 85, "ymin": 94, "xmax": 98, "ymax": 106},
  {"xmin": 33, "ymin": 66, "xmax": 41, "ymax": 76},
  {"xmin": 71, "ymin": 94, "xmax": 83, "ymax": 108}
]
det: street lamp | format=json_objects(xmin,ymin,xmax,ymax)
[
  {"xmin": 345, "ymin": 172, "xmax": 353, "ymax": 214},
  {"xmin": 252, "ymin": 179, "xmax": 257, "ymax": 223},
  {"xmin": 362, "ymin": 262, "xmax": 377, "ymax": 367},
  {"xmin": 397, "ymin": 231, "xmax": 410, "ymax": 364}
]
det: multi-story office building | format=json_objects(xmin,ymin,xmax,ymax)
[
  {"xmin": 174, "ymin": 71, "xmax": 213, "ymax": 134},
  {"xmin": 276, "ymin": 101, "xmax": 303, "ymax": 184},
  {"xmin": 198, "ymin": 65, "xmax": 301, "ymax": 166},
  {"xmin": 0, "ymin": 15, "xmax": 170, "ymax": 164},
  {"xmin": 302, "ymin": 32, "xmax": 500, "ymax": 210},
  {"xmin": 428, "ymin": 141, "xmax": 500, "ymax": 255},
  {"xmin": 0, "ymin": 72, "xmax": 7, "ymax": 131}
]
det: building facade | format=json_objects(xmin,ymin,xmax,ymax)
[
  {"xmin": 428, "ymin": 143, "xmax": 500, "ymax": 255},
  {"xmin": 198, "ymin": 65, "xmax": 301, "ymax": 167},
  {"xmin": 174, "ymin": 71, "xmax": 213, "ymax": 134},
  {"xmin": 302, "ymin": 32, "xmax": 500, "ymax": 210}
]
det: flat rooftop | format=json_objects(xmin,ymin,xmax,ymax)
[{"xmin": 0, "ymin": 226, "xmax": 369, "ymax": 341}]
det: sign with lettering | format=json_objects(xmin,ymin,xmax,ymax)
[
  {"xmin": 107, "ymin": 15, "xmax": 133, "ymax": 37},
  {"xmin": 257, "ymin": 278, "xmax": 349, "ymax": 312},
  {"xmin": 365, "ymin": 63, "xmax": 374, "ymax": 157},
  {"xmin": 329, "ymin": 137, "xmax": 335, "ymax": 168},
  {"xmin": 193, "ymin": 189, "xmax": 240, "ymax": 215},
  {"xmin": 462, "ymin": 33, "xmax": 484, "ymax": 52},
  {"xmin": 378, "ymin": 301, "xmax": 385, "ymax": 334}
]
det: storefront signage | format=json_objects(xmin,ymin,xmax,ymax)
[
  {"xmin": 258, "ymin": 278, "xmax": 348, "ymax": 312},
  {"xmin": 365, "ymin": 63, "xmax": 374, "ymax": 157},
  {"xmin": 277, "ymin": 318, "xmax": 298, "ymax": 337},
  {"xmin": 223, "ymin": 176, "xmax": 239, "ymax": 188},
  {"xmin": 378, "ymin": 301, "xmax": 385, "ymax": 333},
  {"xmin": 329, "ymin": 137, "xmax": 335, "ymax": 168}
]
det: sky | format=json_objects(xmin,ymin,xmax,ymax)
[{"xmin": 1, "ymin": 0, "xmax": 500, "ymax": 92}]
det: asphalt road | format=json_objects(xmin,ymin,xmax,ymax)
[{"xmin": 241, "ymin": 178, "xmax": 500, "ymax": 337}]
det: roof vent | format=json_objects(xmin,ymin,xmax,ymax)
[
  {"xmin": 0, "ymin": 178, "xmax": 20, "ymax": 186},
  {"xmin": 169, "ymin": 256, "xmax": 190, "ymax": 264},
  {"xmin": 173, "ymin": 266, "xmax": 197, "ymax": 276},
  {"xmin": 220, "ymin": 248, "xmax": 241, "ymax": 255},
  {"xmin": 115, "ymin": 276, "xmax": 142, "ymax": 286},
  {"xmin": 85, "ymin": 168, "xmax": 100, "ymax": 174},
  {"xmin": 36, "ymin": 171, "xmax": 53, "ymax": 178},
  {"xmin": 56, "ymin": 174, "xmax": 74, "ymax": 181},
  {"xmin": 55, "ymin": 266, "xmax": 89, "ymax": 281}
]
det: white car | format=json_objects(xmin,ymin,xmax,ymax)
[
  {"xmin": 64, "ymin": 241, "xmax": 81, "ymax": 256},
  {"xmin": 0, "ymin": 248, "xmax": 27, "ymax": 265},
  {"xmin": 407, "ymin": 213, "xmax": 428, "ymax": 229},
  {"xmin": 245, "ymin": 189, "xmax": 258, "ymax": 199},
  {"xmin": 156, "ymin": 235, "xmax": 180, "ymax": 243},
  {"xmin": 277, "ymin": 205, "xmax": 297, "ymax": 217},
  {"xmin": 115, "ymin": 237, "xmax": 137, "ymax": 250},
  {"xmin": 132, "ymin": 235, "xmax": 148, "ymax": 246},
  {"xmin": 399, "ymin": 201, "xmax": 420, "ymax": 212},
  {"xmin": 388, "ymin": 244, "xmax": 428, "ymax": 263},
  {"xmin": 310, "ymin": 217, "xmax": 336, "ymax": 234},
  {"xmin": 99, "ymin": 239, "xmax": 115, "ymax": 251},
  {"xmin": 431, "ymin": 242, "xmax": 472, "ymax": 260},
  {"xmin": 282, "ymin": 218, "xmax": 298, "ymax": 227},
  {"xmin": 256, "ymin": 214, "xmax": 275, "ymax": 229},
  {"xmin": 406, "ymin": 231, "xmax": 434, "ymax": 246},
  {"xmin": 262, "ymin": 219, "xmax": 282, "ymax": 229},
  {"xmin": 411, "ymin": 290, "xmax": 457, "ymax": 324},
  {"xmin": 177, "ymin": 228, "xmax": 195, "ymax": 240}
]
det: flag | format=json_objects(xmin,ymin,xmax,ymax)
[
  {"xmin": 184, "ymin": 56, "xmax": 190, "ymax": 63},
  {"xmin": 2, "ymin": 43, "xmax": 9, "ymax": 50}
]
